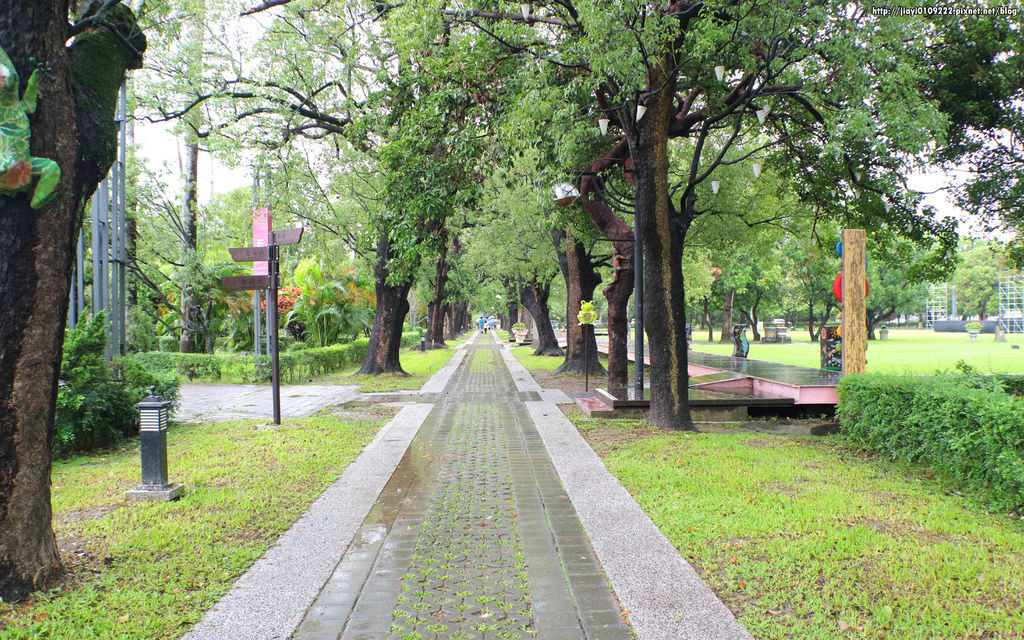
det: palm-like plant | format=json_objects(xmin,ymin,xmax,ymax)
[{"xmin": 286, "ymin": 260, "xmax": 375, "ymax": 347}]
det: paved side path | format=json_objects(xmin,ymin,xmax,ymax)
[{"xmin": 174, "ymin": 383, "xmax": 360, "ymax": 423}]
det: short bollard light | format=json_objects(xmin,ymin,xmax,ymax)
[
  {"xmin": 126, "ymin": 386, "xmax": 184, "ymax": 502},
  {"xmin": 420, "ymin": 332, "xmax": 427, "ymax": 352}
]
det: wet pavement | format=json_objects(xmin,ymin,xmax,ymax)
[
  {"xmin": 183, "ymin": 333, "xmax": 752, "ymax": 640},
  {"xmin": 174, "ymin": 383, "xmax": 360, "ymax": 423},
  {"xmin": 293, "ymin": 336, "xmax": 632, "ymax": 640}
]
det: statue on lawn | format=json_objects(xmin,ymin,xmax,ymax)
[{"xmin": 0, "ymin": 47, "xmax": 60, "ymax": 209}]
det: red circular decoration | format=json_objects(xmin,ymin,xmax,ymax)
[{"xmin": 833, "ymin": 273, "xmax": 869, "ymax": 303}]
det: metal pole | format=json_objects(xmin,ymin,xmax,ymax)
[
  {"xmin": 633, "ymin": 202, "xmax": 644, "ymax": 397},
  {"xmin": 109, "ymin": 136, "xmax": 121, "ymax": 357},
  {"xmin": 252, "ymin": 172, "xmax": 261, "ymax": 356},
  {"xmin": 91, "ymin": 190, "xmax": 101, "ymax": 317},
  {"xmin": 264, "ymin": 168, "xmax": 272, "ymax": 357},
  {"xmin": 269, "ymin": 244, "xmax": 281, "ymax": 424},
  {"xmin": 101, "ymin": 179, "xmax": 113, "ymax": 359},
  {"xmin": 77, "ymin": 228, "xmax": 85, "ymax": 320},
  {"xmin": 118, "ymin": 81, "xmax": 128, "ymax": 355},
  {"xmin": 68, "ymin": 264, "xmax": 77, "ymax": 330}
]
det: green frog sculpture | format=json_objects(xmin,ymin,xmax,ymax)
[{"xmin": 0, "ymin": 47, "xmax": 60, "ymax": 209}]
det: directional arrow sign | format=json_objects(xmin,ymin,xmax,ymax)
[
  {"xmin": 228, "ymin": 246, "xmax": 271, "ymax": 263},
  {"xmin": 271, "ymin": 227, "xmax": 303, "ymax": 246},
  {"xmin": 222, "ymin": 275, "xmax": 271, "ymax": 291}
]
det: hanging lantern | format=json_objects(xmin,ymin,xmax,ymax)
[
  {"xmin": 854, "ymin": 171, "xmax": 862, "ymax": 182},
  {"xmin": 756, "ymin": 106, "xmax": 770, "ymax": 125},
  {"xmin": 884, "ymin": 201, "xmax": 891, "ymax": 212},
  {"xmin": 636, "ymin": 104, "xmax": 647, "ymax": 121},
  {"xmin": 752, "ymin": 162, "xmax": 762, "ymax": 178},
  {"xmin": 597, "ymin": 117, "xmax": 610, "ymax": 135},
  {"xmin": 553, "ymin": 183, "xmax": 580, "ymax": 206},
  {"xmin": 714, "ymin": 65, "xmax": 725, "ymax": 82},
  {"xmin": 520, "ymin": 3, "xmax": 530, "ymax": 20},
  {"xmin": 711, "ymin": 180, "xmax": 720, "ymax": 194}
]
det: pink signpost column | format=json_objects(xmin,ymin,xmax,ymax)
[
  {"xmin": 252, "ymin": 207, "xmax": 271, "ymax": 275},
  {"xmin": 253, "ymin": 207, "xmax": 271, "ymax": 355}
]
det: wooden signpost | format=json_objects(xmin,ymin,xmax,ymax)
[
  {"xmin": 841, "ymin": 228, "xmax": 867, "ymax": 375},
  {"xmin": 223, "ymin": 227, "xmax": 304, "ymax": 424}
]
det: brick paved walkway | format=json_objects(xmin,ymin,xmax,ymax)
[{"xmin": 294, "ymin": 335, "xmax": 632, "ymax": 640}]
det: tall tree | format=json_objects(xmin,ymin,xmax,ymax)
[
  {"xmin": 929, "ymin": 9, "xmax": 1024, "ymax": 258},
  {"xmin": 0, "ymin": 1, "xmax": 145, "ymax": 600}
]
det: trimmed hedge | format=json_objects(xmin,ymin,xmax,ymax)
[
  {"xmin": 132, "ymin": 332, "xmax": 420, "ymax": 384},
  {"xmin": 838, "ymin": 372, "xmax": 1024, "ymax": 513}
]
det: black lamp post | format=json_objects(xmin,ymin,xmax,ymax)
[{"xmin": 127, "ymin": 386, "xmax": 183, "ymax": 502}]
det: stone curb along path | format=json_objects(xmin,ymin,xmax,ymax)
[
  {"xmin": 182, "ymin": 334, "xmax": 752, "ymax": 640},
  {"xmin": 501, "ymin": 345, "xmax": 753, "ymax": 640}
]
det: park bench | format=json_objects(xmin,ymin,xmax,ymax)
[{"xmin": 762, "ymin": 325, "xmax": 791, "ymax": 343}]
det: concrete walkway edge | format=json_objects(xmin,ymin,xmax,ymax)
[
  {"xmin": 181, "ymin": 402, "xmax": 433, "ymax": 640},
  {"xmin": 182, "ymin": 341, "xmax": 473, "ymax": 639},
  {"xmin": 501, "ymin": 345, "xmax": 754, "ymax": 640}
]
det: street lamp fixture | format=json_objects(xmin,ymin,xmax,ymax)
[
  {"xmin": 553, "ymin": 182, "xmax": 580, "ymax": 206},
  {"xmin": 597, "ymin": 117, "xmax": 610, "ymax": 135}
]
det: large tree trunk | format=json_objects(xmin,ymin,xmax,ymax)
[
  {"xmin": 501, "ymin": 278, "xmax": 520, "ymax": 342},
  {"xmin": 704, "ymin": 296, "xmax": 713, "ymax": 342},
  {"xmin": 178, "ymin": 138, "xmax": 199, "ymax": 352},
  {"xmin": 0, "ymin": 2, "xmax": 145, "ymax": 601},
  {"xmin": 358, "ymin": 233, "xmax": 411, "ymax": 375},
  {"xmin": 578, "ymin": 139, "xmax": 634, "ymax": 388},
  {"xmin": 807, "ymin": 301, "xmax": 816, "ymax": 341},
  {"xmin": 624, "ymin": 57, "xmax": 692, "ymax": 430},
  {"xmin": 720, "ymin": 289, "xmax": 735, "ymax": 342},
  {"xmin": 746, "ymin": 290, "xmax": 763, "ymax": 341},
  {"xmin": 178, "ymin": 6, "xmax": 204, "ymax": 353},
  {"xmin": 554, "ymin": 233, "xmax": 605, "ymax": 376},
  {"xmin": 424, "ymin": 233, "xmax": 449, "ymax": 349},
  {"xmin": 519, "ymin": 277, "xmax": 562, "ymax": 356}
]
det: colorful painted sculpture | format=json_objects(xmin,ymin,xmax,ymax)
[{"xmin": 0, "ymin": 47, "xmax": 60, "ymax": 209}]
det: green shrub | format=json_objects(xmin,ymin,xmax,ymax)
[
  {"xmin": 127, "ymin": 306, "xmax": 158, "ymax": 353},
  {"xmin": 997, "ymin": 374, "xmax": 1024, "ymax": 396},
  {"xmin": 838, "ymin": 369, "xmax": 1024, "ymax": 512},
  {"xmin": 132, "ymin": 332, "xmax": 420, "ymax": 384},
  {"xmin": 56, "ymin": 315, "xmax": 181, "ymax": 457},
  {"xmin": 158, "ymin": 335, "xmax": 178, "ymax": 352}
]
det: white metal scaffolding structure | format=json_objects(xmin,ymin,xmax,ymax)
[
  {"xmin": 68, "ymin": 81, "xmax": 130, "ymax": 360},
  {"xmin": 925, "ymin": 283, "xmax": 948, "ymax": 327},
  {"xmin": 998, "ymin": 272, "xmax": 1024, "ymax": 333}
]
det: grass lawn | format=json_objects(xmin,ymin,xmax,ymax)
[
  {"xmin": 571, "ymin": 413, "xmax": 1024, "ymax": 640},
  {"xmin": 0, "ymin": 409, "xmax": 392, "ymax": 639},
  {"xmin": 316, "ymin": 345, "xmax": 458, "ymax": 392},
  {"xmin": 696, "ymin": 328, "xmax": 1024, "ymax": 374}
]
